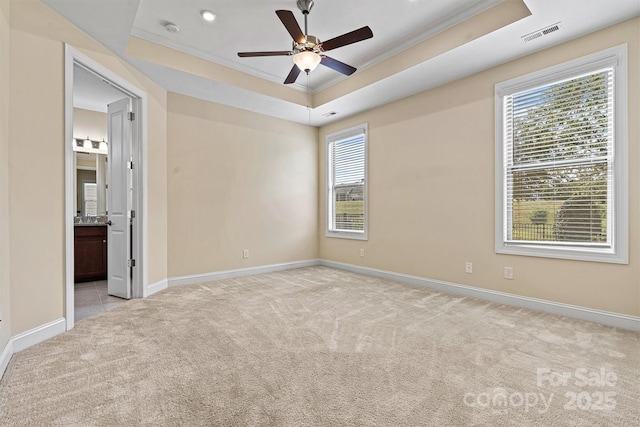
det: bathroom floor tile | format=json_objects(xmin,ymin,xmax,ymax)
[{"xmin": 74, "ymin": 280, "xmax": 127, "ymax": 322}]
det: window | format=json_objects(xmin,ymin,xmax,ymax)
[
  {"xmin": 326, "ymin": 124, "xmax": 368, "ymax": 240},
  {"xmin": 495, "ymin": 46, "xmax": 627, "ymax": 263}
]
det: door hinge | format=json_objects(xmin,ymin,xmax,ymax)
[
  {"xmin": 130, "ymin": 210, "xmax": 136, "ymax": 219},
  {"xmin": 128, "ymin": 259, "xmax": 136, "ymax": 268},
  {"xmin": 127, "ymin": 161, "xmax": 134, "ymax": 169},
  {"xmin": 128, "ymin": 111, "xmax": 135, "ymax": 121}
]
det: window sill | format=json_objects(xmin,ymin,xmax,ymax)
[
  {"xmin": 326, "ymin": 230, "xmax": 368, "ymax": 241},
  {"xmin": 496, "ymin": 242, "xmax": 628, "ymax": 264}
]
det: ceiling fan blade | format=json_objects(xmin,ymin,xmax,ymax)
[
  {"xmin": 321, "ymin": 26, "xmax": 373, "ymax": 52},
  {"xmin": 276, "ymin": 10, "xmax": 305, "ymax": 44},
  {"xmin": 284, "ymin": 65, "xmax": 302, "ymax": 84},
  {"xmin": 320, "ymin": 56, "xmax": 357, "ymax": 76},
  {"xmin": 237, "ymin": 51, "xmax": 291, "ymax": 57}
]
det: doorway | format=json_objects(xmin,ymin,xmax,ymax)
[{"xmin": 64, "ymin": 45, "xmax": 147, "ymax": 331}]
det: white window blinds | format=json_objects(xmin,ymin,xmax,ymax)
[
  {"xmin": 503, "ymin": 68, "xmax": 614, "ymax": 247},
  {"xmin": 327, "ymin": 127, "xmax": 366, "ymax": 235}
]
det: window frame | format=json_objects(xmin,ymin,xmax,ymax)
[
  {"xmin": 326, "ymin": 123, "xmax": 368, "ymax": 240},
  {"xmin": 495, "ymin": 45, "xmax": 628, "ymax": 264}
]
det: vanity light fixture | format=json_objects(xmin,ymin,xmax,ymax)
[{"xmin": 74, "ymin": 137, "xmax": 108, "ymax": 154}]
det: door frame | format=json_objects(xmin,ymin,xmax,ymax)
[{"xmin": 64, "ymin": 45, "xmax": 148, "ymax": 331}]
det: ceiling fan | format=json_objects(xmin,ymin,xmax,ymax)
[{"xmin": 237, "ymin": 0, "xmax": 373, "ymax": 84}]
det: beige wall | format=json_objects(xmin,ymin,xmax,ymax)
[
  {"xmin": 0, "ymin": 0, "xmax": 11, "ymax": 352},
  {"xmin": 73, "ymin": 108, "xmax": 107, "ymax": 142},
  {"xmin": 8, "ymin": 0, "xmax": 168, "ymax": 335},
  {"xmin": 319, "ymin": 18, "xmax": 640, "ymax": 317},
  {"xmin": 167, "ymin": 93, "xmax": 318, "ymax": 277}
]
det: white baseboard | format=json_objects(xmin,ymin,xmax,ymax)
[
  {"xmin": 0, "ymin": 338, "xmax": 12, "ymax": 380},
  {"xmin": 11, "ymin": 318, "xmax": 66, "ymax": 353},
  {"xmin": 168, "ymin": 259, "xmax": 320, "ymax": 288},
  {"xmin": 0, "ymin": 318, "xmax": 66, "ymax": 380},
  {"xmin": 146, "ymin": 278, "xmax": 168, "ymax": 297},
  {"xmin": 320, "ymin": 260, "xmax": 640, "ymax": 332}
]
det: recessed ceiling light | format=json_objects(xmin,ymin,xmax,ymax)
[{"xmin": 200, "ymin": 10, "xmax": 216, "ymax": 22}]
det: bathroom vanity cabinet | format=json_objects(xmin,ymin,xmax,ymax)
[{"xmin": 74, "ymin": 225, "xmax": 107, "ymax": 282}]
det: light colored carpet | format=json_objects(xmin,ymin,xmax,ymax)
[{"xmin": 0, "ymin": 266, "xmax": 638, "ymax": 426}]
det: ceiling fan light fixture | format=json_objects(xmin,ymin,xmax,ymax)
[{"xmin": 293, "ymin": 50, "xmax": 321, "ymax": 72}]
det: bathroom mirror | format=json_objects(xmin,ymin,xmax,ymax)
[{"xmin": 75, "ymin": 151, "xmax": 108, "ymax": 217}]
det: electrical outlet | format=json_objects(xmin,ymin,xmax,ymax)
[
  {"xmin": 465, "ymin": 262, "xmax": 473, "ymax": 274},
  {"xmin": 360, "ymin": 248, "xmax": 365, "ymax": 257},
  {"xmin": 504, "ymin": 267, "xmax": 514, "ymax": 280},
  {"xmin": 243, "ymin": 249, "xmax": 249, "ymax": 259}
]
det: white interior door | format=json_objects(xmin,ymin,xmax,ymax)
[{"xmin": 107, "ymin": 97, "xmax": 132, "ymax": 299}]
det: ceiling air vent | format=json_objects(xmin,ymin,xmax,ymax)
[{"xmin": 521, "ymin": 22, "xmax": 562, "ymax": 43}]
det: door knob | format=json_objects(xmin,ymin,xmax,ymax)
[{"xmin": 106, "ymin": 220, "xmax": 112, "ymax": 226}]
